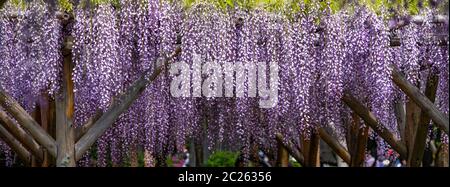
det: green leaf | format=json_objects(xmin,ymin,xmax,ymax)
[{"xmin": 58, "ymin": 0, "xmax": 73, "ymax": 12}]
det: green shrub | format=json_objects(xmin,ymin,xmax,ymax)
[
  {"xmin": 206, "ymin": 151, "xmax": 239, "ymax": 167},
  {"xmin": 291, "ymin": 160, "xmax": 302, "ymax": 167}
]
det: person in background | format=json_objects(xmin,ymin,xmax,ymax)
[
  {"xmin": 182, "ymin": 146, "xmax": 190, "ymax": 167},
  {"xmin": 364, "ymin": 151, "xmax": 375, "ymax": 167},
  {"xmin": 258, "ymin": 150, "xmax": 271, "ymax": 167},
  {"xmin": 375, "ymin": 156, "xmax": 385, "ymax": 167}
]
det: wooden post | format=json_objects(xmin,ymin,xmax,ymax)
[
  {"xmin": 391, "ymin": 66, "xmax": 449, "ymax": 135},
  {"xmin": 318, "ymin": 128, "xmax": 351, "ymax": 165},
  {"xmin": 343, "ymin": 93, "xmax": 408, "ymax": 158},
  {"xmin": 349, "ymin": 113, "xmax": 359, "ymax": 166},
  {"xmin": 349, "ymin": 113, "xmax": 369, "ymax": 167},
  {"xmin": 276, "ymin": 138, "xmax": 289, "ymax": 167},
  {"xmin": 308, "ymin": 131, "xmax": 320, "ymax": 167},
  {"xmin": 405, "ymin": 100, "xmax": 421, "ymax": 162},
  {"xmin": 31, "ymin": 109, "xmax": 42, "ymax": 167},
  {"xmin": 55, "ymin": 49, "xmax": 76, "ymax": 167},
  {"xmin": 353, "ymin": 125, "xmax": 369, "ymax": 167},
  {"xmin": 394, "ymin": 100, "xmax": 406, "ymax": 145},
  {"xmin": 48, "ymin": 98, "xmax": 56, "ymax": 138},
  {"xmin": 300, "ymin": 134, "xmax": 311, "ymax": 166},
  {"xmin": 409, "ymin": 74, "xmax": 439, "ymax": 167},
  {"xmin": 435, "ymin": 144, "xmax": 449, "ymax": 167},
  {"xmin": 39, "ymin": 94, "xmax": 50, "ymax": 167}
]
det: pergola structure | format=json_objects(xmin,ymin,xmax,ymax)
[{"xmin": 0, "ymin": 7, "xmax": 448, "ymax": 167}]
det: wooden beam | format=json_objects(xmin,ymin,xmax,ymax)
[
  {"xmin": 318, "ymin": 128, "xmax": 351, "ymax": 165},
  {"xmin": 409, "ymin": 74, "xmax": 439, "ymax": 167},
  {"xmin": 0, "ymin": 110, "xmax": 44, "ymax": 161},
  {"xmin": 0, "ymin": 90, "xmax": 57, "ymax": 157},
  {"xmin": 391, "ymin": 66, "xmax": 449, "ymax": 135},
  {"xmin": 55, "ymin": 50, "xmax": 76, "ymax": 167},
  {"xmin": 74, "ymin": 46, "xmax": 181, "ymax": 160},
  {"xmin": 343, "ymin": 93, "xmax": 408, "ymax": 158},
  {"xmin": 275, "ymin": 133, "xmax": 305, "ymax": 166},
  {"xmin": 0, "ymin": 123, "xmax": 31, "ymax": 166},
  {"xmin": 394, "ymin": 100, "xmax": 406, "ymax": 145}
]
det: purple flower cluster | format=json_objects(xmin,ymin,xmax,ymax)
[{"xmin": 0, "ymin": 1, "xmax": 62, "ymax": 111}]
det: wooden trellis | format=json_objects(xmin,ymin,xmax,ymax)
[
  {"xmin": 0, "ymin": 8, "xmax": 448, "ymax": 167},
  {"xmin": 276, "ymin": 66, "xmax": 449, "ymax": 167}
]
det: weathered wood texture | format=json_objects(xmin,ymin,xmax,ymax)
[
  {"xmin": 343, "ymin": 93, "xmax": 407, "ymax": 158},
  {"xmin": 409, "ymin": 74, "xmax": 439, "ymax": 167},
  {"xmin": 318, "ymin": 128, "xmax": 351, "ymax": 165},
  {"xmin": 0, "ymin": 123, "xmax": 31, "ymax": 165},
  {"xmin": 55, "ymin": 53, "xmax": 76, "ymax": 167},
  {"xmin": 392, "ymin": 66, "xmax": 448, "ymax": 135},
  {"xmin": 275, "ymin": 133, "xmax": 305, "ymax": 166},
  {"xmin": 0, "ymin": 110, "xmax": 43, "ymax": 161},
  {"xmin": 0, "ymin": 91, "xmax": 57, "ymax": 157}
]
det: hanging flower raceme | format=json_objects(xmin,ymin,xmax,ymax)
[
  {"xmin": 0, "ymin": 1, "xmax": 62, "ymax": 110},
  {"xmin": 317, "ymin": 12, "xmax": 347, "ymax": 131}
]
